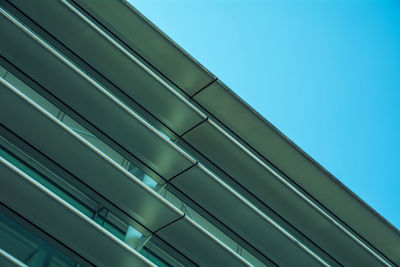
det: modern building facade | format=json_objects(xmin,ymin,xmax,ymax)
[{"xmin": 0, "ymin": 1, "xmax": 399, "ymax": 266}]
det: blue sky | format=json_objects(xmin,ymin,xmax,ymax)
[{"xmin": 130, "ymin": 0, "xmax": 400, "ymax": 229}]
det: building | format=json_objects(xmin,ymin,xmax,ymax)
[{"xmin": 0, "ymin": 1, "xmax": 399, "ymax": 266}]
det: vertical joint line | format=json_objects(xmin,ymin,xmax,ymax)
[
  {"xmin": 165, "ymin": 162, "xmax": 198, "ymax": 185},
  {"xmin": 178, "ymin": 117, "xmax": 208, "ymax": 140},
  {"xmin": 2, "ymin": 70, "xmax": 8, "ymax": 79},
  {"xmin": 189, "ymin": 78, "xmax": 218, "ymax": 100},
  {"xmin": 153, "ymin": 213, "xmax": 185, "ymax": 234}
]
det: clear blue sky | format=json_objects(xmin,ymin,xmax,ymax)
[{"xmin": 129, "ymin": 0, "xmax": 400, "ymax": 229}]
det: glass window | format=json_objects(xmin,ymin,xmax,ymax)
[{"xmin": 0, "ymin": 210, "xmax": 80, "ymax": 266}]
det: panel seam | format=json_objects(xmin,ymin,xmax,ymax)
[
  {"xmin": 153, "ymin": 214, "xmax": 185, "ymax": 234},
  {"xmin": 190, "ymin": 78, "xmax": 218, "ymax": 99}
]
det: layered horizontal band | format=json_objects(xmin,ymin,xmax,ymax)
[
  {"xmin": 0, "ymin": 6, "xmax": 195, "ymax": 181},
  {"xmin": 1, "ymin": 0, "xmax": 397, "ymax": 266},
  {"xmin": 0, "ymin": 156, "xmax": 155, "ymax": 267},
  {"xmin": 8, "ymin": 0, "xmax": 207, "ymax": 137},
  {"xmin": 72, "ymin": 1, "xmax": 400, "ymax": 265},
  {"xmin": 0, "ymin": 72, "xmax": 250, "ymax": 267}
]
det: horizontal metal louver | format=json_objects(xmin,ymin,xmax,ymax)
[
  {"xmin": 1, "ymin": 1, "xmax": 397, "ymax": 266},
  {"xmin": 171, "ymin": 163, "xmax": 328, "ymax": 266},
  {"xmin": 0, "ymin": 157, "xmax": 155, "ymax": 267},
  {"xmin": 0, "ymin": 7, "xmax": 195, "ymax": 181},
  {"xmin": 193, "ymin": 79, "xmax": 400, "ymax": 266},
  {"xmin": 0, "ymin": 77, "xmax": 183, "ymax": 232},
  {"xmin": 72, "ymin": 0, "xmax": 215, "ymax": 96},
  {"xmin": 0, "ymin": 75, "xmax": 250, "ymax": 267},
  {"xmin": 180, "ymin": 119, "xmax": 390, "ymax": 266},
  {"xmin": 8, "ymin": 0, "xmax": 207, "ymax": 137},
  {"xmin": 67, "ymin": 1, "xmax": 400, "ymax": 265},
  {"xmin": 156, "ymin": 215, "xmax": 251, "ymax": 267}
]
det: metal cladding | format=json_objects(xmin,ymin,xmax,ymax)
[{"xmin": 0, "ymin": 1, "xmax": 398, "ymax": 266}]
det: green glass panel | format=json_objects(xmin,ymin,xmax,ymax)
[
  {"xmin": 0, "ymin": 211, "xmax": 78, "ymax": 266},
  {"xmin": 3, "ymin": 72, "xmax": 60, "ymax": 117},
  {"xmin": 102, "ymin": 221, "xmax": 125, "ymax": 241},
  {"xmin": 140, "ymin": 247, "xmax": 171, "ymax": 267},
  {"xmin": 2, "ymin": 65, "xmax": 160, "ymax": 190},
  {"xmin": 0, "ymin": 65, "xmax": 6, "ymax": 77},
  {"xmin": 0, "ymin": 147, "xmax": 94, "ymax": 218}
]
